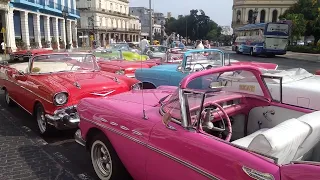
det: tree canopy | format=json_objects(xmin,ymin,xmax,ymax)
[
  {"xmin": 281, "ymin": 0, "xmax": 320, "ymax": 45},
  {"xmin": 164, "ymin": 9, "xmax": 222, "ymax": 41}
]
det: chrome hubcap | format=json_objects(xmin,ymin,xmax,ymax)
[
  {"xmin": 37, "ymin": 107, "xmax": 46, "ymax": 133},
  {"xmin": 92, "ymin": 141, "xmax": 112, "ymax": 179}
]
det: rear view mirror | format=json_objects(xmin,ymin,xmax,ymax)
[
  {"xmin": 15, "ymin": 71, "xmax": 27, "ymax": 81},
  {"xmin": 162, "ymin": 113, "xmax": 176, "ymax": 131}
]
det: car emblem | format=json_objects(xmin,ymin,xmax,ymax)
[
  {"xmin": 242, "ymin": 166, "xmax": 274, "ymax": 180},
  {"xmin": 74, "ymin": 82, "xmax": 81, "ymax": 89},
  {"xmin": 90, "ymin": 90, "xmax": 115, "ymax": 97}
]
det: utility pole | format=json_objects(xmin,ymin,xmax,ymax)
[
  {"xmin": 149, "ymin": 0, "xmax": 153, "ymax": 45},
  {"xmin": 186, "ymin": 19, "xmax": 187, "ymax": 42}
]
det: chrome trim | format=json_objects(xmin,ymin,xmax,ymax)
[
  {"xmin": 120, "ymin": 126, "xmax": 129, "ymax": 131},
  {"xmin": 242, "ymin": 166, "xmax": 275, "ymax": 180},
  {"xmin": 74, "ymin": 82, "xmax": 81, "ymax": 89},
  {"xmin": 291, "ymin": 161, "xmax": 320, "ymax": 166},
  {"xmin": 110, "ymin": 122, "xmax": 118, "ymax": 126},
  {"xmin": 90, "ymin": 90, "xmax": 115, "ymax": 97},
  {"xmin": 2, "ymin": 79, "xmax": 52, "ymax": 104},
  {"xmin": 81, "ymin": 117, "xmax": 219, "ymax": 180},
  {"xmin": 132, "ymin": 130, "xmax": 142, "ymax": 136},
  {"xmin": 75, "ymin": 129, "xmax": 86, "ymax": 146},
  {"xmin": 53, "ymin": 92, "xmax": 69, "ymax": 106}
]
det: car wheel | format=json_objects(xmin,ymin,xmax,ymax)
[
  {"xmin": 4, "ymin": 89, "xmax": 15, "ymax": 107},
  {"xmin": 90, "ymin": 133, "xmax": 131, "ymax": 180},
  {"xmin": 35, "ymin": 103, "xmax": 54, "ymax": 135}
]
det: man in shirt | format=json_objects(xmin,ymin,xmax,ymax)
[{"xmin": 139, "ymin": 37, "xmax": 149, "ymax": 54}]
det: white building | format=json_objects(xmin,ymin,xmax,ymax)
[
  {"xmin": 77, "ymin": 0, "xmax": 141, "ymax": 46},
  {"xmin": 0, "ymin": 0, "xmax": 79, "ymax": 52},
  {"xmin": 221, "ymin": 26, "xmax": 233, "ymax": 36},
  {"xmin": 231, "ymin": 0, "xmax": 297, "ymax": 29}
]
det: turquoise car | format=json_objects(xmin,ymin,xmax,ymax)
[
  {"xmin": 135, "ymin": 49, "xmax": 230, "ymax": 89},
  {"xmin": 135, "ymin": 48, "xmax": 278, "ymax": 89}
]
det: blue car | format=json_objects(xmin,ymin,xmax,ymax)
[{"xmin": 135, "ymin": 49, "xmax": 230, "ymax": 89}]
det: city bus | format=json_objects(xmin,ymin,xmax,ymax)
[{"xmin": 232, "ymin": 22, "xmax": 290, "ymax": 57}]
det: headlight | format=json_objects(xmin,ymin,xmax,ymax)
[
  {"xmin": 131, "ymin": 83, "xmax": 141, "ymax": 90},
  {"xmin": 53, "ymin": 92, "xmax": 68, "ymax": 106},
  {"xmin": 115, "ymin": 69, "xmax": 125, "ymax": 75}
]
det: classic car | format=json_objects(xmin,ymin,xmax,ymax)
[
  {"xmin": 10, "ymin": 48, "xmax": 53, "ymax": 61},
  {"xmin": 135, "ymin": 49, "xmax": 279, "ymax": 89},
  {"xmin": 93, "ymin": 50, "xmax": 153, "ymax": 78},
  {"xmin": 106, "ymin": 43, "xmax": 149, "ymax": 60},
  {"xmin": 145, "ymin": 45, "xmax": 169, "ymax": 59},
  {"xmin": 0, "ymin": 52, "xmax": 141, "ymax": 135},
  {"xmin": 75, "ymin": 65, "xmax": 320, "ymax": 180}
]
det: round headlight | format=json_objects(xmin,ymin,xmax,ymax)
[
  {"xmin": 115, "ymin": 69, "xmax": 125, "ymax": 75},
  {"xmin": 54, "ymin": 92, "xmax": 68, "ymax": 105},
  {"xmin": 131, "ymin": 83, "xmax": 141, "ymax": 90}
]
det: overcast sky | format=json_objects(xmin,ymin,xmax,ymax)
[{"xmin": 129, "ymin": 0, "xmax": 233, "ymax": 26}]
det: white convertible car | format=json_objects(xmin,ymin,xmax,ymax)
[{"xmin": 213, "ymin": 68, "xmax": 320, "ymax": 111}]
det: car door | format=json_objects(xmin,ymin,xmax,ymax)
[
  {"xmin": 146, "ymin": 121, "xmax": 280, "ymax": 180},
  {"xmin": 169, "ymin": 68, "xmax": 188, "ymax": 86},
  {"xmin": 280, "ymin": 163, "xmax": 320, "ymax": 179}
]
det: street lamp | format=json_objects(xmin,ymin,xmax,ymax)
[
  {"xmin": 160, "ymin": 21, "xmax": 164, "ymax": 45},
  {"xmin": 149, "ymin": 0, "xmax": 153, "ymax": 45},
  {"xmin": 62, "ymin": 8, "xmax": 69, "ymax": 50},
  {"xmin": 252, "ymin": 8, "xmax": 258, "ymax": 24}
]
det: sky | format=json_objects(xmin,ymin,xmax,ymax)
[{"xmin": 129, "ymin": 0, "xmax": 233, "ymax": 26}]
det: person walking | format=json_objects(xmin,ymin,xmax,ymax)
[{"xmin": 139, "ymin": 37, "xmax": 150, "ymax": 54}]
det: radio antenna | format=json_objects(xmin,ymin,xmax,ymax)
[{"xmin": 140, "ymin": 42, "xmax": 148, "ymax": 120}]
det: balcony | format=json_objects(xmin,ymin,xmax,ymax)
[{"xmin": 12, "ymin": 0, "xmax": 80, "ymax": 18}]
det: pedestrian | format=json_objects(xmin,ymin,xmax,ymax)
[
  {"xmin": 204, "ymin": 40, "xmax": 211, "ymax": 49},
  {"xmin": 195, "ymin": 40, "xmax": 204, "ymax": 50},
  {"xmin": 178, "ymin": 39, "xmax": 186, "ymax": 49},
  {"xmin": 139, "ymin": 37, "xmax": 149, "ymax": 54}
]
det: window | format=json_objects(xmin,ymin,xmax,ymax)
[
  {"xmin": 260, "ymin": 10, "xmax": 266, "ymax": 23},
  {"xmin": 272, "ymin": 10, "xmax": 278, "ymax": 22},
  {"xmin": 120, "ymin": 6, "xmax": 122, "ymax": 13},
  {"xmin": 99, "ymin": 0, "xmax": 101, "ymax": 8},
  {"xmin": 248, "ymin": 10, "xmax": 253, "ymax": 23},
  {"xmin": 236, "ymin": 10, "xmax": 241, "ymax": 23},
  {"xmin": 110, "ymin": 3, "xmax": 113, "ymax": 11}
]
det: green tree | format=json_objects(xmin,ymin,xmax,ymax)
[
  {"xmin": 281, "ymin": 0, "xmax": 320, "ymax": 45},
  {"xmin": 164, "ymin": 9, "xmax": 221, "ymax": 40},
  {"xmin": 284, "ymin": 13, "xmax": 307, "ymax": 43}
]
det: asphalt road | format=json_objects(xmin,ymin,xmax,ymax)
[
  {"xmin": 228, "ymin": 51, "xmax": 320, "ymax": 73},
  {"xmin": 1, "ymin": 53, "xmax": 319, "ymax": 179}
]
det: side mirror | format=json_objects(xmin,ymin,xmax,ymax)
[
  {"xmin": 162, "ymin": 113, "xmax": 176, "ymax": 131},
  {"xmin": 15, "ymin": 71, "xmax": 27, "ymax": 81}
]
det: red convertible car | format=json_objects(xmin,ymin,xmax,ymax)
[
  {"xmin": 0, "ymin": 52, "xmax": 140, "ymax": 135},
  {"xmin": 10, "ymin": 48, "xmax": 53, "ymax": 61},
  {"xmin": 75, "ymin": 65, "xmax": 320, "ymax": 180}
]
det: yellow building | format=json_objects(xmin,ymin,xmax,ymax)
[{"xmin": 231, "ymin": 0, "xmax": 298, "ymax": 30}]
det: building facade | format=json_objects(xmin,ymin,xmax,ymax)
[
  {"xmin": 0, "ymin": 0, "xmax": 79, "ymax": 52},
  {"xmin": 129, "ymin": 7, "xmax": 165, "ymax": 39},
  {"xmin": 77, "ymin": 0, "xmax": 141, "ymax": 47},
  {"xmin": 231, "ymin": 0, "xmax": 297, "ymax": 30}
]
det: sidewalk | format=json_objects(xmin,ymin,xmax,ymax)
[
  {"xmin": 219, "ymin": 46, "xmax": 320, "ymax": 62},
  {"xmin": 0, "ymin": 104, "xmax": 79, "ymax": 180}
]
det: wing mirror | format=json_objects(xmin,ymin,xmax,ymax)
[
  {"xmin": 162, "ymin": 113, "xmax": 176, "ymax": 131},
  {"xmin": 15, "ymin": 71, "xmax": 27, "ymax": 81}
]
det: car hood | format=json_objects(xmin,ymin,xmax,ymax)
[
  {"xmin": 150, "ymin": 64, "xmax": 179, "ymax": 71},
  {"xmin": 31, "ymin": 71, "xmax": 131, "ymax": 104},
  {"xmin": 98, "ymin": 60, "xmax": 150, "ymax": 69},
  {"xmin": 109, "ymin": 87, "xmax": 177, "ymax": 106}
]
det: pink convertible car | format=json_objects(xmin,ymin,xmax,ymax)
[{"xmin": 75, "ymin": 65, "xmax": 320, "ymax": 180}]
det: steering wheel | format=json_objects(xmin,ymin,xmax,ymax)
[
  {"xmin": 192, "ymin": 63, "xmax": 205, "ymax": 72},
  {"xmin": 201, "ymin": 102, "xmax": 232, "ymax": 141}
]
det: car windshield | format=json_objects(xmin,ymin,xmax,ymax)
[
  {"xmin": 31, "ymin": 53, "xmax": 98, "ymax": 74},
  {"xmin": 149, "ymin": 46, "xmax": 167, "ymax": 53},
  {"xmin": 109, "ymin": 43, "xmax": 130, "ymax": 51},
  {"xmin": 161, "ymin": 69, "xmax": 263, "ymax": 120},
  {"xmin": 181, "ymin": 50, "xmax": 229, "ymax": 72},
  {"xmin": 93, "ymin": 50, "xmax": 122, "ymax": 60}
]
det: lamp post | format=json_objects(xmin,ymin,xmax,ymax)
[
  {"xmin": 149, "ymin": 0, "xmax": 153, "ymax": 45},
  {"xmin": 62, "ymin": 8, "xmax": 69, "ymax": 50},
  {"xmin": 160, "ymin": 21, "xmax": 164, "ymax": 45},
  {"xmin": 252, "ymin": 8, "xmax": 258, "ymax": 24}
]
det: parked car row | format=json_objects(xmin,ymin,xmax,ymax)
[{"xmin": 1, "ymin": 47, "xmax": 320, "ymax": 180}]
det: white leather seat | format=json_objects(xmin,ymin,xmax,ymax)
[
  {"xmin": 294, "ymin": 111, "xmax": 320, "ymax": 160},
  {"xmin": 232, "ymin": 128, "xmax": 268, "ymax": 148},
  {"xmin": 248, "ymin": 118, "xmax": 311, "ymax": 164}
]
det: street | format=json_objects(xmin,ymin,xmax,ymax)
[{"xmin": 0, "ymin": 53, "xmax": 319, "ymax": 179}]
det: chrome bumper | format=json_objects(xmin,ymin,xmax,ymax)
[
  {"xmin": 45, "ymin": 105, "xmax": 80, "ymax": 130},
  {"xmin": 126, "ymin": 74, "xmax": 135, "ymax": 78},
  {"xmin": 74, "ymin": 129, "xmax": 86, "ymax": 146}
]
